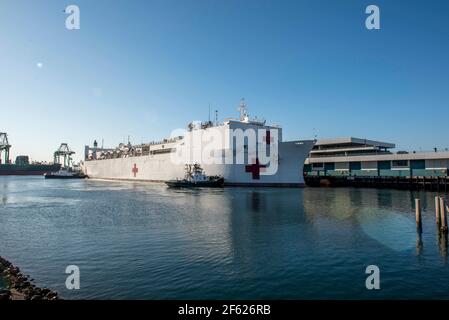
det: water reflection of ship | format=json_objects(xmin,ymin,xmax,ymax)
[
  {"xmin": 226, "ymin": 189, "xmax": 309, "ymax": 267},
  {"xmin": 165, "ymin": 188, "xmax": 310, "ymax": 272}
]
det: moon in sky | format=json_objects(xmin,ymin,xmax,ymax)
[{"xmin": 37, "ymin": 62, "xmax": 43, "ymax": 68}]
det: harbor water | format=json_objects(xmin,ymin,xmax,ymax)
[{"xmin": 1, "ymin": 176, "xmax": 448, "ymax": 299}]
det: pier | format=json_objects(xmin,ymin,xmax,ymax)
[{"xmin": 305, "ymin": 175, "xmax": 449, "ymax": 191}]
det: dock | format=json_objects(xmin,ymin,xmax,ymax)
[{"xmin": 305, "ymin": 174, "xmax": 449, "ymax": 191}]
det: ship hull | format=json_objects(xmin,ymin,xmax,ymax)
[
  {"xmin": 0, "ymin": 164, "xmax": 61, "ymax": 176},
  {"xmin": 83, "ymin": 140, "xmax": 314, "ymax": 187}
]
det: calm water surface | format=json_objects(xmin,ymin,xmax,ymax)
[{"xmin": 0, "ymin": 176, "xmax": 448, "ymax": 299}]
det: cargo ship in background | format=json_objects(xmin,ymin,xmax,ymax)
[
  {"xmin": 0, "ymin": 132, "xmax": 61, "ymax": 176},
  {"xmin": 83, "ymin": 100, "xmax": 315, "ymax": 187}
]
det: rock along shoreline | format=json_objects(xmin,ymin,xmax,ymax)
[{"xmin": 0, "ymin": 256, "xmax": 59, "ymax": 301}]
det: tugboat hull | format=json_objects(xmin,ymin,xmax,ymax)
[
  {"xmin": 165, "ymin": 177, "xmax": 224, "ymax": 188},
  {"xmin": 44, "ymin": 173, "xmax": 87, "ymax": 179}
]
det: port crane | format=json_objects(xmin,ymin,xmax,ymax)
[
  {"xmin": 0, "ymin": 132, "xmax": 11, "ymax": 164},
  {"xmin": 53, "ymin": 143, "xmax": 75, "ymax": 168}
]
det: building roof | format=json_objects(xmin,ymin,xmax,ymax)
[
  {"xmin": 314, "ymin": 137, "xmax": 395, "ymax": 149},
  {"xmin": 306, "ymin": 151, "xmax": 449, "ymax": 164}
]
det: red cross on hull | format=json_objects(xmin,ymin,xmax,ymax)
[
  {"xmin": 132, "ymin": 163, "xmax": 138, "ymax": 177},
  {"xmin": 245, "ymin": 158, "xmax": 266, "ymax": 180}
]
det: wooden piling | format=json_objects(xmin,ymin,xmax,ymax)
[
  {"xmin": 440, "ymin": 197, "xmax": 448, "ymax": 233},
  {"xmin": 415, "ymin": 199, "xmax": 422, "ymax": 233},
  {"xmin": 436, "ymin": 196, "xmax": 441, "ymax": 225}
]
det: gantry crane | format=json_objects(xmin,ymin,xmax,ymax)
[
  {"xmin": 0, "ymin": 132, "xmax": 11, "ymax": 164},
  {"xmin": 53, "ymin": 143, "xmax": 75, "ymax": 168}
]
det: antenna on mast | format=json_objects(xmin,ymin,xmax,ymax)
[
  {"xmin": 238, "ymin": 98, "xmax": 248, "ymax": 122},
  {"xmin": 208, "ymin": 104, "xmax": 211, "ymax": 123},
  {"xmin": 215, "ymin": 110, "xmax": 218, "ymax": 126}
]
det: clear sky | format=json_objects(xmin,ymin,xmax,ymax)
[{"xmin": 1, "ymin": 0, "xmax": 448, "ymax": 162}]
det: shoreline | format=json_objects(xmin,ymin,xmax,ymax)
[{"xmin": 0, "ymin": 256, "xmax": 59, "ymax": 300}]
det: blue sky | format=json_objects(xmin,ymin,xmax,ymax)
[{"xmin": 1, "ymin": 0, "xmax": 448, "ymax": 162}]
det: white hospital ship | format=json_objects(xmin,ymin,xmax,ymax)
[{"xmin": 83, "ymin": 100, "xmax": 314, "ymax": 187}]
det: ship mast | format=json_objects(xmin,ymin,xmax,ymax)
[{"xmin": 238, "ymin": 98, "xmax": 249, "ymax": 123}]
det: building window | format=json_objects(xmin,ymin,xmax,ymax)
[
  {"xmin": 312, "ymin": 163, "xmax": 324, "ymax": 169},
  {"xmin": 392, "ymin": 160, "xmax": 409, "ymax": 167}
]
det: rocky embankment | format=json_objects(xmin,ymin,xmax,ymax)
[{"xmin": 0, "ymin": 256, "xmax": 59, "ymax": 300}]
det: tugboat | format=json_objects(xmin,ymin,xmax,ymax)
[
  {"xmin": 44, "ymin": 143, "xmax": 87, "ymax": 179},
  {"xmin": 165, "ymin": 164, "xmax": 224, "ymax": 188},
  {"xmin": 44, "ymin": 166, "xmax": 87, "ymax": 179}
]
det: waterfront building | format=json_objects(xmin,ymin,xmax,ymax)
[{"xmin": 304, "ymin": 137, "xmax": 449, "ymax": 178}]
